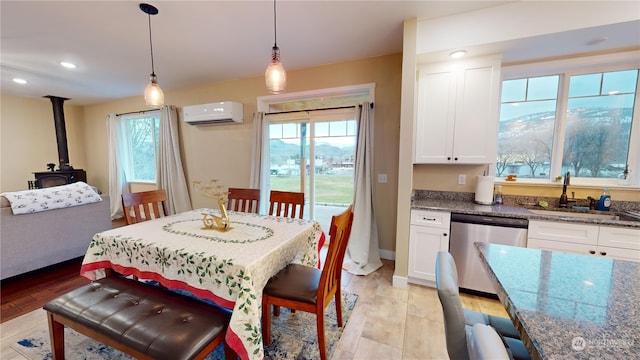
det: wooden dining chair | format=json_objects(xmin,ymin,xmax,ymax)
[
  {"xmin": 226, "ymin": 187, "xmax": 260, "ymax": 213},
  {"xmin": 121, "ymin": 189, "xmax": 169, "ymax": 225},
  {"xmin": 268, "ymin": 190, "xmax": 305, "ymax": 219},
  {"xmin": 262, "ymin": 205, "xmax": 354, "ymax": 360}
]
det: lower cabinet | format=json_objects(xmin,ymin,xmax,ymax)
[
  {"xmin": 528, "ymin": 220, "xmax": 640, "ymax": 262},
  {"xmin": 409, "ymin": 210, "xmax": 451, "ymax": 286}
]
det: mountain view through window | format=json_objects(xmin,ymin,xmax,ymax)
[{"xmin": 497, "ymin": 69, "xmax": 638, "ymax": 182}]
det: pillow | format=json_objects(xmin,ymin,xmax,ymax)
[{"xmin": 0, "ymin": 181, "xmax": 102, "ymax": 215}]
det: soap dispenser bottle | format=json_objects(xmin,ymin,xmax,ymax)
[{"xmin": 597, "ymin": 188, "xmax": 611, "ymax": 211}]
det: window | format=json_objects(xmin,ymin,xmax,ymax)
[
  {"xmin": 121, "ymin": 112, "xmax": 160, "ymax": 182},
  {"xmin": 497, "ymin": 52, "xmax": 639, "ymax": 186},
  {"xmin": 266, "ymin": 109, "xmax": 357, "ymax": 231}
]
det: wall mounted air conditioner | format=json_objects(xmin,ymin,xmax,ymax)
[{"xmin": 182, "ymin": 101, "xmax": 243, "ymax": 125}]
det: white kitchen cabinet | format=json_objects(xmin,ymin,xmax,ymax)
[
  {"xmin": 528, "ymin": 221, "xmax": 599, "ymax": 247},
  {"xmin": 597, "ymin": 226, "xmax": 640, "ymax": 261},
  {"xmin": 414, "ymin": 55, "xmax": 501, "ymax": 164},
  {"xmin": 598, "ymin": 226, "xmax": 640, "ymax": 251},
  {"xmin": 528, "ymin": 220, "xmax": 640, "ymax": 262},
  {"xmin": 409, "ymin": 209, "xmax": 451, "ymax": 286}
]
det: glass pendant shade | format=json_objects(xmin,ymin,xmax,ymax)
[
  {"xmin": 144, "ymin": 74, "xmax": 164, "ymax": 107},
  {"xmin": 265, "ymin": 46, "xmax": 286, "ymax": 94}
]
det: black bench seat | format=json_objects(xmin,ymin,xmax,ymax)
[{"xmin": 43, "ymin": 277, "xmax": 235, "ymax": 360}]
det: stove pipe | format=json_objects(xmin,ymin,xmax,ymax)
[{"xmin": 44, "ymin": 95, "xmax": 71, "ymax": 170}]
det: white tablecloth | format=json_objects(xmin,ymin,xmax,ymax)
[{"xmin": 81, "ymin": 209, "xmax": 324, "ymax": 360}]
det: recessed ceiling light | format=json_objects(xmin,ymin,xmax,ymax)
[
  {"xmin": 60, "ymin": 61, "xmax": 76, "ymax": 69},
  {"xmin": 450, "ymin": 50, "xmax": 467, "ymax": 59},
  {"xmin": 586, "ymin": 36, "xmax": 608, "ymax": 46},
  {"xmin": 13, "ymin": 78, "xmax": 27, "ymax": 84}
]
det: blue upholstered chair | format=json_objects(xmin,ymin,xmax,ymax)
[
  {"xmin": 467, "ymin": 323, "xmax": 512, "ymax": 360},
  {"xmin": 435, "ymin": 251, "xmax": 530, "ymax": 360}
]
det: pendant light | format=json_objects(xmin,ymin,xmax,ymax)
[
  {"xmin": 265, "ymin": 0, "xmax": 286, "ymax": 94},
  {"xmin": 140, "ymin": 3, "xmax": 164, "ymax": 107}
]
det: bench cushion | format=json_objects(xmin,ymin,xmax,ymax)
[{"xmin": 44, "ymin": 277, "xmax": 230, "ymax": 360}]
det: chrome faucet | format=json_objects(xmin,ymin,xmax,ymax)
[{"xmin": 559, "ymin": 172, "xmax": 570, "ymax": 208}]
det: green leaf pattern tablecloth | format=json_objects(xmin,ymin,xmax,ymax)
[{"xmin": 81, "ymin": 209, "xmax": 323, "ymax": 360}]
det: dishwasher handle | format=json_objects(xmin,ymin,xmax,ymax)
[{"xmin": 451, "ymin": 213, "xmax": 528, "ymax": 228}]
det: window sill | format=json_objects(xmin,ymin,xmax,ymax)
[{"xmin": 495, "ymin": 179, "xmax": 639, "ymax": 191}]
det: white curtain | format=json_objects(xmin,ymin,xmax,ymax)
[
  {"xmin": 343, "ymin": 102, "xmax": 383, "ymax": 275},
  {"xmin": 250, "ymin": 111, "xmax": 268, "ymax": 213},
  {"xmin": 250, "ymin": 112, "xmax": 265, "ymax": 190},
  {"xmin": 107, "ymin": 113, "xmax": 130, "ymax": 220},
  {"xmin": 157, "ymin": 105, "xmax": 192, "ymax": 214}
]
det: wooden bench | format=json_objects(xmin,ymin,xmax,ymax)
[{"xmin": 43, "ymin": 277, "xmax": 236, "ymax": 360}]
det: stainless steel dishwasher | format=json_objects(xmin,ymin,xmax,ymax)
[{"xmin": 449, "ymin": 213, "xmax": 528, "ymax": 295}]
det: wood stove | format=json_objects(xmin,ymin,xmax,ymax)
[
  {"xmin": 30, "ymin": 96, "xmax": 87, "ymax": 189},
  {"xmin": 34, "ymin": 169, "xmax": 87, "ymax": 188}
]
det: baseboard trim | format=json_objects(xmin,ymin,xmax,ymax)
[
  {"xmin": 379, "ymin": 249, "xmax": 395, "ymax": 260},
  {"xmin": 392, "ymin": 275, "xmax": 408, "ymax": 288}
]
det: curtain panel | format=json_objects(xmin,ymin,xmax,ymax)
[
  {"xmin": 343, "ymin": 102, "xmax": 383, "ymax": 275},
  {"xmin": 157, "ymin": 105, "xmax": 192, "ymax": 214}
]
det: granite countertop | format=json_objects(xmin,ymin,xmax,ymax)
[
  {"xmin": 476, "ymin": 243, "xmax": 640, "ymax": 360},
  {"xmin": 411, "ymin": 198, "xmax": 640, "ymax": 229}
]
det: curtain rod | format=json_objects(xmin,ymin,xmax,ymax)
[
  {"xmin": 116, "ymin": 109, "xmax": 158, "ymax": 116},
  {"xmin": 265, "ymin": 102, "xmax": 374, "ymax": 116}
]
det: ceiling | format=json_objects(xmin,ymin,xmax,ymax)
[{"xmin": 2, "ymin": 1, "xmax": 638, "ymax": 106}]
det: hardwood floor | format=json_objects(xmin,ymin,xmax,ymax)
[{"xmin": 0, "ymin": 257, "xmax": 89, "ymax": 323}]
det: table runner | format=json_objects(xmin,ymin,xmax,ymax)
[{"xmin": 81, "ymin": 209, "xmax": 324, "ymax": 360}]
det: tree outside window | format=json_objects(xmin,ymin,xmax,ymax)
[{"xmin": 122, "ymin": 113, "xmax": 160, "ymax": 182}]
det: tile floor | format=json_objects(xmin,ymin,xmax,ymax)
[{"xmin": 335, "ymin": 259, "xmax": 508, "ymax": 359}]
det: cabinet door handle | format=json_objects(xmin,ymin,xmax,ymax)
[
  {"xmin": 589, "ymin": 250, "xmax": 596, "ymax": 255},
  {"xmin": 422, "ymin": 217, "xmax": 437, "ymax": 221},
  {"xmin": 454, "ymin": 157, "xmax": 458, "ymax": 161},
  {"xmin": 443, "ymin": 233, "xmax": 448, "ymax": 237},
  {"xmin": 600, "ymin": 251, "xmax": 607, "ymax": 256},
  {"xmin": 447, "ymin": 156, "xmax": 452, "ymax": 160}
]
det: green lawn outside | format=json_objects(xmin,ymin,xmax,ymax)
[{"xmin": 270, "ymin": 174, "xmax": 353, "ymax": 205}]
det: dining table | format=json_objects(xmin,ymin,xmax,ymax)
[
  {"xmin": 80, "ymin": 208, "xmax": 325, "ymax": 360},
  {"xmin": 475, "ymin": 242, "xmax": 640, "ymax": 360}
]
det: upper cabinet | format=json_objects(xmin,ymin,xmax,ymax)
[{"xmin": 414, "ymin": 55, "xmax": 502, "ymax": 164}]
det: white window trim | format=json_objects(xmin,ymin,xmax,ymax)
[
  {"xmin": 500, "ymin": 51, "xmax": 640, "ymax": 188},
  {"xmin": 257, "ymin": 83, "xmax": 375, "ymax": 112}
]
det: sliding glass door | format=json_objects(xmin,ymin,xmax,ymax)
[{"xmin": 266, "ymin": 108, "xmax": 356, "ymax": 231}]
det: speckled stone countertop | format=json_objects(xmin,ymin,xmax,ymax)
[
  {"xmin": 476, "ymin": 243, "xmax": 640, "ymax": 360},
  {"xmin": 411, "ymin": 191, "xmax": 640, "ymax": 228}
]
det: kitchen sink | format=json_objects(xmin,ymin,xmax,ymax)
[{"xmin": 527, "ymin": 209, "xmax": 619, "ymax": 220}]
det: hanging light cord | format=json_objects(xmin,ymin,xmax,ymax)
[
  {"xmin": 147, "ymin": 13, "xmax": 155, "ymax": 75},
  {"xmin": 273, "ymin": 0, "xmax": 278, "ymax": 47}
]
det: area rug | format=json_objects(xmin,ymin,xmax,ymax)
[{"xmin": 11, "ymin": 292, "xmax": 357, "ymax": 360}]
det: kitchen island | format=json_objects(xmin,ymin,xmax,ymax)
[{"xmin": 476, "ymin": 242, "xmax": 639, "ymax": 360}]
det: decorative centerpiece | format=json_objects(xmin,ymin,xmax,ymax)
[{"xmin": 193, "ymin": 179, "xmax": 231, "ymax": 232}]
